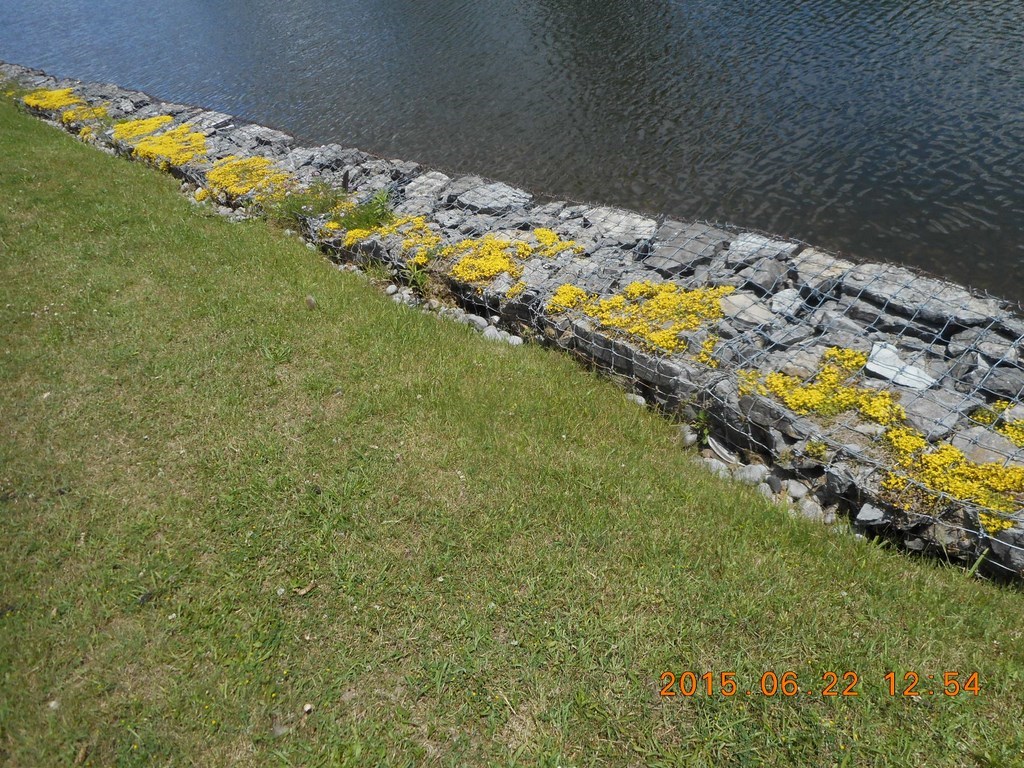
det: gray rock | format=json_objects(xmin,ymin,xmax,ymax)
[
  {"xmin": 724, "ymin": 233, "xmax": 799, "ymax": 268},
  {"xmin": 506, "ymin": 335, "xmax": 524, "ymax": 347},
  {"xmin": 741, "ymin": 258, "xmax": 790, "ymax": 294},
  {"xmin": 947, "ymin": 327, "xmax": 1019, "ymax": 365},
  {"xmin": 866, "ymin": 343, "xmax": 936, "ymax": 390},
  {"xmin": 677, "ymin": 424, "xmax": 699, "ymax": 448},
  {"xmin": 766, "ymin": 323, "xmax": 816, "ymax": 349},
  {"xmin": 625, "ymin": 393, "xmax": 646, "ymax": 407},
  {"xmin": 385, "ymin": 284, "xmax": 399, "ymax": 296},
  {"xmin": 403, "ymin": 170, "xmax": 450, "ymax": 200},
  {"xmin": 581, "ymin": 207, "xmax": 658, "ymax": 246},
  {"xmin": 482, "ymin": 326, "xmax": 502, "ymax": 341},
  {"xmin": 799, "ymin": 499, "xmax": 824, "ymax": 521},
  {"xmin": 733, "ymin": 463, "xmax": 769, "ymax": 485},
  {"xmin": 719, "ymin": 293, "xmax": 777, "ymax": 328},
  {"xmin": 645, "ymin": 221, "xmax": 729, "ymax": 276},
  {"xmin": 767, "ymin": 474, "xmax": 784, "ymax": 494},
  {"xmin": 990, "ymin": 526, "xmax": 1024, "ymax": 575},
  {"xmin": 791, "ymin": 248, "xmax": 854, "ymax": 296},
  {"xmin": 950, "ymin": 426, "xmax": 1019, "ymax": 464},
  {"xmin": 770, "ymin": 288, "xmax": 804, "ymax": 317},
  {"xmin": 701, "ymin": 457, "xmax": 731, "ymax": 479},
  {"xmin": 856, "ymin": 503, "xmax": 886, "ymax": 524},
  {"xmin": 842, "ymin": 262, "xmax": 1003, "ymax": 328},
  {"xmin": 757, "ymin": 483, "xmax": 774, "ymax": 500},
  {"xmin": 466, "ymin": 314, "xmax": 489, "ymax": 332},
  {"xmin": 980, "ymin": 365, "xmax": 1024, "ymax": 400},
  {"xmin": 902, "ymin": 389, "xmax": 971, "ymax": 441},
  {"xmin": 788, "ymin": 481, "xmax": 809, "ymax": 501}
]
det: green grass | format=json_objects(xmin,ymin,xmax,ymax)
[{"xmin": 0, "ymin": 98, "xmax": 1023, "ymax": 767}]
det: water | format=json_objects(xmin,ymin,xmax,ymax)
[{"xmin": 3, "ymin": 0, "xmax": 1023, "ymax": 300}]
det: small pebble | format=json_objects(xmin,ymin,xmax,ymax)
[
  {"xmin": 304, "ymin": 295, "xmax": 317, "ymax": 310},
  {"xmin": 385, "ymin": 285, "xmax": 399, "ymax": 296}
]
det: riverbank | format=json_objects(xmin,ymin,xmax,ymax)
[
  {"xmin": 5, "ymin": 61, "xmax": 1023, "ymax": 577},
  {"xmin": 1, "ymin": 84, "xmax": 1024, "ymax": 765}
]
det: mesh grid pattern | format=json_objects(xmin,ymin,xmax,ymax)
[{"xmin": 6, "ymin": 60, "xmax": 1023, "ymax": 578}]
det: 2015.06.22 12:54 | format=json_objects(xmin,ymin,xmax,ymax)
[{"xmin": 659, "ymin": 671, "xmax": 981, "ymax": 697}]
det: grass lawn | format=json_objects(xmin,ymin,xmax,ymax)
[{"xmin": 1, "ymin": 98, "xmax": 1023, "ymax": 767}]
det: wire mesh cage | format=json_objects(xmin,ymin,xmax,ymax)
[{"xmin": 6, "ymin": 59, "xmax": 1023, "ymax": 578}]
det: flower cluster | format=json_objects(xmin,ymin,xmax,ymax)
[
  {"xmin": 133, "ymin": 125, "xmax": 207, "ymax": 169},
  {"xmin": 760, "ymin": 347, "xmax": 905, "ymax": 425},
  {"xmin": 445, "ymin": 235, "xmax": 530, "ymax": 283},
  {"xmin": 533, "ymin": 228, "xmax": 584, "ymax": 258},
  {"xmin": 61, "ymin": 104, "xmax": 108, "ymax": 125},
  {"xmin": 205, "ymin": 156, "xmax": 292, "ymax": 202},
  {"xmin": 881, "ymin": 429, "xmax": 1022, "ymax": 534},
  {"xmin": 505, "ymin": 281, "xmax": 527, "ymax": 299},
  {"xmin": 22, "ymin": 88, "xmax": 83, "ymax": 111},
  {"xmin": 694, "ymin": 336, "xmax": 720, "ymax": 368},
  {"xmin": 748, "ymin": 347, "xmax": 1021, "ymax": 534},
  {"xmin": 972, "ymin": 401, "xmax": 1024, "ymax": 448},
  {"xmin": 340, "ymin": 216, "xmax": 442, "ymax": 266},
  {"xmin": 546, "ymin": 280, "xmax": 734, "ymax": 355},
  {"xmin": 111, "ymin": 115, "xmax": 173, "ymax": 142}
]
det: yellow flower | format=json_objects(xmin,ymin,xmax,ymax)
[
  {"xmin": 133, "ymin": 125, "xmax": 207, "ymax": 169},
  {"xmin": 206, "ymin": 155, "xmax": 291, "ymax": 200},
  {"xmin": 23, "ymin": 88, "xmax": 83, "ymax": 110},
  {"xmin": 112, "ymin": 115, "xmax": 173, "ymax": 142}
]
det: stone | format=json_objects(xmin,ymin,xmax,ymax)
[
  {"xmin": 766, "ymin": 323, "xmax": 816, "ymax": 349},
  {"xmin": 950, "ymin": 426, "xmax": 1019, "ymax": 464},
  {"xmin": 842, "ymin": 262, "xmax": 1003, "ymax": 328},
  {"xmin": 791, "ymin": 248, "xmax": 854, "ymax": 295},
  {"xmin": 865, "ymin": 343, "xmax": 936, "ymax": 390},
  {"xmin": 767, "ymin": 474, "xmax": 784, "ymax": 494},
  {"xmin": 990, "ymin": 527, "xmax": 1024, "ymax": 575},
  {"xmin": 788, "ymin": 481, "xmax": 809, "ymax": 501},
  {"xmin": 719, "ymin": 293, "xmax": 777, "ymax": 328},
  {"xmin": 625, "ymin": 393, "xmax": 646, "ymax": 407},
  {"xmin": 644, "ymin": 221, "xmax": 729, "ymax": 276},
  {"xmin": 466, "ymin": 314, "xmax": 489, "ymax": 332},
  {"xmin": 757, "ymin": 482, "xmax": 774, "ymax": 500},
  {"xmin": 733, "ymin": 463, "xmax": 769, "ymax": 485},
  {"xmin": 799, "ymin": 499, "xmax": 824, "ymax": 521},
  {"xmin": 947, "ymin": 327, "xmax": 1019, "ymax": 365},
  {"xmin": 482, "ymin": 326, "xmax": 502, "ymax": 341},
  {"xmin": 770, "ymin": 288, "xmax": 804, "ymax": 317},
  {"xmin": 507, "ymin": 336, "xmax": 524, "ymax": 346},
  {"xmin": 701, "ymin": 457, "xmax": 731, "ymax": 479},
  {"xmin": 856, "ymin": 503, "xmax": 886, "ymax": 524},
  {"xmin": 902, "ymin": 389, "xmax": 971, "ymax": 441},
  {"xmin": 741, "ymin": 258, "xmax": 790, "ymax": 294},
  {"xmin": 980, "ymin": 365, "xmax": 1024, "ymax": 400},
  {"xmin": 457, "ymin": 182, "xmax": 531, "ymax": 215},
  {"xmin": 385, "ymin": 284, "xmax": 399, "ymax": 296},
  {"xmin": 724, "ymin": 233, "xmax": 799, "ymax": 268},
  {"xmin": 581, "ymin": 206, "xmax": 658, "ymax": 246},
  {"xmin": 403, "ymin": 170, "xmax": 450, "ymax": 200},
  {"xmin": 677, "ymin": 424, "xmax": 699, "ymax": 448}
]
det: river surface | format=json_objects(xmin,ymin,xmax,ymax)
[{"xmin": 2, "ymin": 0, "xmax": 1023, "ymax": 301}]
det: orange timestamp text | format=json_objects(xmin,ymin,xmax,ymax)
[{"xmin": 659, "ymin": 671, "xmax": 980, "ymax": 697}]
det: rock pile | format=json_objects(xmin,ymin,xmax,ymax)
[{"xmin": 5, "ymin": 60, "xmax": 1023, "ymax": 578}]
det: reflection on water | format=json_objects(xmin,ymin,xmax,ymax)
[{"xmin": 3, "ymin": 0, "xmax": 1022, "ymax": 300}]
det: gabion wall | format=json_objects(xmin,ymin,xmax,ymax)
[{"xmin": 5, "ymin": 60, "xmax": 1023, "ymax": 579}]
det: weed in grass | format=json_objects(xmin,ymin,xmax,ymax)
[
  {"xmin": 335, "ymin": 189, "xmax": 394, "ymax": 232},
  {"xmin": 264, "ymin": 180, "xmax": 351, "ymax": 229}
]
